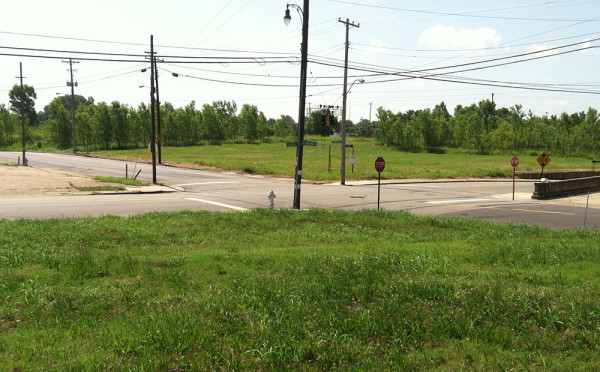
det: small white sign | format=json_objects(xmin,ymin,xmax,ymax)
[{"xmin": 349, "ymin": 155, "xmax": 356, "ymax": 165}]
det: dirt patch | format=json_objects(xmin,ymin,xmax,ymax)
[{"xmin": 0, "ymin": 165, "xmax": 119, "ymax": 197}]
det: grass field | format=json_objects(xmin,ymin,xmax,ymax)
[
  {"xmin": 1, "ymin": 209, "xmax": 600, "ymax": 370},
  {"xmin": 92, "ymin": 138, "xmax": 597, "ymax": 181}
]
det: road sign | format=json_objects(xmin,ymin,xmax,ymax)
[
  {"xmin": 510, "ymin": 156, "xmax": 519, "ymax": 168},
  {"xmin": 375, "ymin": 157, "xmax": 385, "ymax": 173},
  {"xmin": 349, "ymin": 155, "xmax": 355, "ymax": 165},
  {"xmin": 332, "ymin": 140, "xmax": 342, "ymax": 144},
  {"xmin": 375, "ymin": 156, "xmax": 385, "ymax": 210},
  {"xmin": 537, "ymin": 152, "xmax": 551, "ymax": 167},
  {"xmin": 286, "ymin": 142, "xmax": 297, "ymax": 147},
  {"xmin": 303, "ymin": 141, "xmax": 317, "ymax": 147},
  {"xmin": 510, "ymin": 156, "xmax": 519, "ymax": 201}
]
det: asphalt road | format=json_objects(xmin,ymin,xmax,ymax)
[{"xmin": 1, "ymin": 151, "xmax": 599, "ymax": 229}]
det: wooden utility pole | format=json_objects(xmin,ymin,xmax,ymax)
[
  {"xmin": 17, "ymin": 62, "xmax": 27, "ymax": 166},
  {"xmin": 148, "ymin": 35, "xmax": 157, "ymax": 184},
  {"xmin": 154, "ymin": 57, "xmax": 162, "ymax": 164},
  {"xmin": 339, "ymin": 18, "xmax": 359, "ymax": 185},
  {"xmin": 62, "ymin": 58, "xmax": 79, "ymax": 153}
]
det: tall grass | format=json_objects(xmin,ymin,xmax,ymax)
[
  {"xmin": 1, "ymin": 209, "xmax": 599, "ymax": 370},
  {"xmin": 92, "ymin": 138, "xmax": 595, "ymax": 181}
]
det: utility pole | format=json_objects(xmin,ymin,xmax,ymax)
[
  {"xmin": 339, "ymin": 18, "xmax": 359, "ymax": 185},
  {"xmin": 17, "ymin": 62, "xmax": 27, "ymax": 166},
  {"xmin": 154, "ymin": 57, "xmax": 162, "ymax": 164},
  {"xmin": 284, "ymin": 0, "xmax": 309, "ymax": 210},
  {"xmin": 62, "ymin": 58, "xmax": 79, "ymax": 154},
  {"xmin": 146, "ymin": 35, "xmax": 157, "ymax": 184},
  {"xmin": 369, "ymin": 102, "xmax": 372, "ymax": 122}
]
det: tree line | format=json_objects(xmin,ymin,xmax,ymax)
[
  {"xmin": 0, "ymin": 85, "xmax": 298, "ymax": 150},
  {"xmin": 1, "ymin": 84, "xmax": 599, "ymax": 157},
  {"xmin": 373, "ymin": 100, "xmax": 600, "ymax": 157}
]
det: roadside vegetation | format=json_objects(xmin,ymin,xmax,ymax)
[
  {"xmin": 92, "ymin": 137, "xmax": 596, "ymax": 181},
  {"xmin": 2, "ymin": 93, "xmax": 598, "ymax": 181},
  {"xmin": 2, "ymin": 88, "xmax": 600, "ymax": 370},
  {"xmin": 1, "ymin": 92, "xmax": 599, "ymax": 161},
  {"xmin": 92, "ymin": 176, "xmax": 146, "ymax": 186},
  {"xmin": 1, "ymin": 209, "xmax": 599, "ymax": 370},
  {"xmin": 68, "ymin": 177, "xmax": 146, "ymax": 193}
]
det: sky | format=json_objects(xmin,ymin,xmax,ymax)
[{"xmin": 1, "ymin": 0, "xmax": 599, "ymax": 123}]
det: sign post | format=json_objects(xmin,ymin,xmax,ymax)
[
  {"xmin": 537, "ymin": 152, "xmax": 551, "ymax": 179},
  {"xmin": 375, "ymin": 157, "xmax": 385, "ymax": 210},
  {"xmin": 510, "ymin": 155, "xmax": 519, "ymax": 200}
]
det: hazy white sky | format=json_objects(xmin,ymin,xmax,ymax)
[{"xmin": 1, "ymin": 0, "xmax": 599, "ymax": 122}]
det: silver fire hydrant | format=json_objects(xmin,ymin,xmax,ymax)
[{"xmin": 267, "ymin": 190, "xmax": 276, "ymax": 210}]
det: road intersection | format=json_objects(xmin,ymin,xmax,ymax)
[{"xmin": 1, "ymin": 151, "xmax": 598, "ymax": 229}]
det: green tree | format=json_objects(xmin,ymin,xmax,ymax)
[
  {"xmin": 46, "ymin": 99, "xmax": 71, "ymax": 149},
  {"xmin": 111, "ymin": 101, "xmax": 129, "ymax": 149},
  {"xmin": 488, "ymin": 120, "xmax": 515, "ymax": 152},
  {"xmin": 213, "ymin": 101, "xmax": 238, "ymax": 141},
  {"xmin": 273, "ymin": 115, "xmax": 295, "ymax": 139},
  {"xmin": 0, "ymin": 104, "xmax": 17, "ymax": 147},
  {"xmin": 201, "ymin": 104, "xmax": 223, "ymax": 142},
  {"xmin": 95, "ymin": 102, "xmax": 113, "ymax": 149},
  {"xmin": 8, "ymin": 84, "xmax": 38, "ymax": 127},
  {"xmin": 239, "ymin": 104, "xmax": 262, "ymax": 141},
  {"xmin": 130, "ymin": 103, "xmax": 150, "ymax": 147},
  {"xmin": 432, "ymin": 101, "xmax": 451, "ymax": 120},
  {"xmin": 373, "ymin": 108, "xmax": 397, "ymax": 146},
  {"xmin": 75, "ymin": 104, "xmax": 95, "ymax": 150}
]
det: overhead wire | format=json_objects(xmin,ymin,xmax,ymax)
[{"xmin": 327, "ymin": 0, "xmax": 600, "ymax": 21}]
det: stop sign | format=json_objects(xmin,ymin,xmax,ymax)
[
  {"xmin": 510, "ymin": 156, "xmax": 519, "ymax": 168},
  {"xmin": 375, "ymin": 157, "xmax": 385, "ymax": 173}
]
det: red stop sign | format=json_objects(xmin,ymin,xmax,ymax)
[
  {"xmin": 510, "ymin": 156, "xmax": 519, "ymax": 168},
  {"xmin": 375, "ymin": 157, "xmax": 385, "ymax": 173}
]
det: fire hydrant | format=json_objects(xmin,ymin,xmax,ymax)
[{"xmin": 267, "ymin": 190, "xmax": 276, "ymax": 210}]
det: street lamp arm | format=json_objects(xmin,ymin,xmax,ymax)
[
  {"xmin": 347, "ymin": 78, "xmax": 365, "ymax": 94},
  {"xmin": 284, "ymin": 3, "xmax": 304, "ymax": 25}
]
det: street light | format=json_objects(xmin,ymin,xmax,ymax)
[
  {"xmin": 284, "ymin": 1, "xmax": 309, "ymax": 210},
  {"xmin": 340, "ymin": 78, "xmax": 365, "ymax": 185}
]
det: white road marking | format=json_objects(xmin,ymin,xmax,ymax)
[
  {"xmin": 175, "ymin": 181, "xmax": 237, "ymax": 187},
  {"xmin": 185, "ymin": 198, "xmax": 248, "ymax": 211},
  {"xmin": 425, "ymin": 198, "xmax": 490, "ymax": 204}
]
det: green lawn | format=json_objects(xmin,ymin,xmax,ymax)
[
  {"xmin": 1, "ymin": 209, "xmax": 599, "ymax": 370},
  {"xmin": 92, "ymin": 138, "xmax": 596, "ymax": 181}
]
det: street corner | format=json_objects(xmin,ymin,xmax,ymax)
[{"xmin": 123, "ymin": 185, "xmax": 184, "ymax": 194}]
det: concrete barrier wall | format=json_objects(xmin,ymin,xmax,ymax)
[
  {"xmin": 519, "ymin": 171, "xmax": 600, "ymax": 180},
  {"xmin": 532, "ymin": 176, "xmax": 600, "ymax": 199}
]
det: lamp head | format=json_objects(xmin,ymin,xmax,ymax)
[{"xmin": 283, "ymin": 5, "xmax": 292, "ymax": 26}]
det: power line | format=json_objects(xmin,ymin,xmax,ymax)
[
  {"xmin": 351, "ymin": 31, "xmax": 600, "ymax": 53},
  {"xmin": 327, "ymin": 0, "xmax": 600, "ymax": 22},
  {"xmin": 0, "ymin": 30, "xmax": 296, "ymax": 56},
  {"xmin": 308, "ymin": 37, "xmax": 599, "ymax": 78}
]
